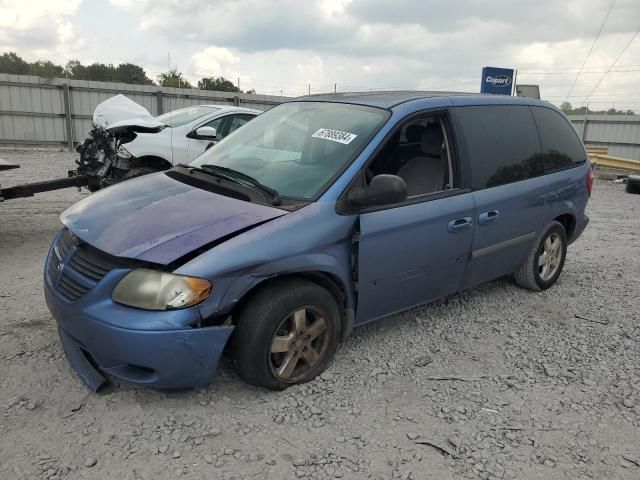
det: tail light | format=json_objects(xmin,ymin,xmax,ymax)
[{"xmin": 587, "ymin": 167, "xmax": 593, "ymax": 196}]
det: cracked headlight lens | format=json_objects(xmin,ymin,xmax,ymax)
[{"xmin": 112, "ymin": 269, "xmax": 212, "ymax": 310}]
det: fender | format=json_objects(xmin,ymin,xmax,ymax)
[{"xmin": 198, "ymin": 246, "xmax": 355, "ymax": 325}]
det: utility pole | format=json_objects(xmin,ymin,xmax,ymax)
[
  {"xmin": 308, "ymin": 83, "xmax": 311, "ymax": 95},
  {"xmin": 334, "ymin": 83, "xmax": 337, "ymax": 93},
  {"xmin": 237, "ymin": 77, "xmax": 240, "ymax": 91}
]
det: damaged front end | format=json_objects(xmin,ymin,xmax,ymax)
[
  {"xmin": 72, "ymin": 94, "xmax": 165, "ymax": 191},
  {"xmin": 44, "ymin": 228, "xmax": 235, "ymax": 391}
]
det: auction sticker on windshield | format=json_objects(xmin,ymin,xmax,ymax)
[{"xmin": 312, "ymin": 128, "xmax": 358, "ymax": 145}]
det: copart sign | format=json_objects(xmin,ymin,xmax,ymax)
[{"xmin": 480, "ymin": 67, "xmax": 515, "ymax": 95}]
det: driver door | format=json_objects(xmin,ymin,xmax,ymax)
[{"xmin": 354, "ymin": 113, "xmax": 475, "ymax": 324}]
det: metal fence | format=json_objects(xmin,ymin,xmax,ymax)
[
  {"xmin": 0, "ymin": 73, "xmax": 289, "ymax": 149},
  {"xmin": 568, "ymin": 114, "xmax": 640, "ymax": 160},
  {"xmin": 2, "ymin": 74, "xmax": 639, "ymax": 160}
]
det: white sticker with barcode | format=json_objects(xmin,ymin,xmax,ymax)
[{"xmin": 311, "ymin": 128, "xmax": 358, "ymax": 145}]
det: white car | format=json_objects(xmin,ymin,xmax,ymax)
[{"xmin": 124, "ymin": 105, "xmax": 261, "ymax": 165}]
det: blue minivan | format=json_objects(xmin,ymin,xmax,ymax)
[{"xmin": 44, "ymin": 92, "xmax": 591, "ymax": 391}]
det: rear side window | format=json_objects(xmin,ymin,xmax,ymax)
[
  {"xmin": 531, "ymin": 107, "xmax": 586, "ymax": 173},
  {"xmin": 456, "ymin": 105, "xmax": 542, "ymax": 189}
]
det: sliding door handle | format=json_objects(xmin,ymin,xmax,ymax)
[
  {"xmin": 478, "ymin": 210, "xmax": 500, "ymax": 225},
  {"xmin": 448, "ymin": 217, "xmax": 472, "ymax": 233}
]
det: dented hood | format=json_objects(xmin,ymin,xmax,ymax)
[
  {"xmin": 60, "ymin": 173, "xmax": 287, "ymax": 264},
  {"xmin": 93, "ymin": 94, "xmax": 164, "ymax": 135}
]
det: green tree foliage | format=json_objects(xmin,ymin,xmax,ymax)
[
  {"xmin": 158, "ymin": 68, "xmax": 192, "ymax": 88},
  {"xmin": 115, "ymin": 63, "xmax": 154, "ymax": 85},
  {"xmin": 561, "ymin": 101, "xmax": 635, "ymax": 116},
  {"xmin": 29, "ymin": 60, "xmax": 64, "ymax": 78},
  {"xmin": 197, "ymin": 76, "xmax": 240, "ymax": 92},
  {"xmin": 0, "ymin": 51, "xmax": 154, "ymax": 85},
  {"xmin": 0, "ymin": 52, "xmax": 31, "ymax": 74}
]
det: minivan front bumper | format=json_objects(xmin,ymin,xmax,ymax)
[
  {"xmin": 44, "ymin": 229, "xmax": 234, "ymax": 391},
  {"xmin": 45, "ymin": 284, "xmax": 233, "ymax": 391}
]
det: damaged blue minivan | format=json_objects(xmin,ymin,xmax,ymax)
[{"xmin": 45, "ymin": 92, "xmax": 591, "ymax": 391}]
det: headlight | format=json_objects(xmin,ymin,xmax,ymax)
[
  {"xmin": 117, "ymin": 145, "xmax": 132, "ymax": 159},
  {"xmin": 112, "ymin": 269, "xmax": 212, "ymax": 310}
]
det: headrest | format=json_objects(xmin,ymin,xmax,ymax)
[
  {"xmin": 421, "ymin": 124, "xmax": 444, "ymax": 157},
  {"xmin": 405, "ymin": 124, "xmax": 426, "ymax": 143}
]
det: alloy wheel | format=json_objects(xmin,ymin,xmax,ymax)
[
  {"xmin": 269, "ymin": 307, "xmax": 329, "ymax": 383},
  {"xmin": 538, "ymin": 232, "xmax": 563, "ymax": 281}
]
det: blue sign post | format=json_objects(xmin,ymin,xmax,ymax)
[{"xmin": 480, "ymin": 67, "xmax": 515, "ymax": 95}]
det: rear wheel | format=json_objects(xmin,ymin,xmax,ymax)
[
  {"xmin": 514, "ymin": 221, "xmax": 567, "ymax": 291},
  {"xmin": 231, "ymin": 280, "xmax": 340, "ymax": 390}
]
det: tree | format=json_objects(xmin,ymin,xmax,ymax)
[
  {"xmin": 115, "ymin": 63, "xmax": 153, "ymax": 85},
  {"xmin": 245, "ymin": 88, "xmax": 256, "ymax": 94},
  {"xmin": 560, "ymin": 102, "xmax": 572, "ymax": 114},
  {"xmin": 158, "ymin": 68, "xmax": 192, "ymax": 88},
  {"xmin": 29, "ymin": 60, "xmax": 64, "ymax": 78},
  {"xmin": 0, "ymin": 52, "xmax": 30, "ymax": 74},
  {"xmin": 197, "ymin": 76, "xmax": 240, "ymax": 92}
]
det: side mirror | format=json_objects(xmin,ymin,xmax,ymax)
[
  {"xmin": 348, "ymin": 174, "xmax": 407, "ymax": 207},
  {"xmin": 189, "ymin": 126, "xmax": 217, "ymax": 140}
]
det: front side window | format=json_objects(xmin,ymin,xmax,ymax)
[
  {"xmin": 203, "ymin": 116, "xmax": 223, "ymax": 131},
  {"xmin": 228, "ymin": 114, "xmax": 253, "ymax": 134},
  {"xmin": 368, "ymin": 114, "xmax": 455, "ymax": 197},
  {"xmin": 157, "ymin": 106, "xmax": 219, "ymax": 127},
  {"xmin": 531, "ymin": 106, "xmax": 586, "ymax": 173},
  {"xmin": 190, "ymin": 102, "xmax": 389, "ymax": 199},
  {"xmin": 456, "ymin": 105, "xmax": 542, "ymax": 189}
]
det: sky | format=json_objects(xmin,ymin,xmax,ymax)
[{"xmin": 0, "ymin": 0, "xmax": 639, "ymax": 109}]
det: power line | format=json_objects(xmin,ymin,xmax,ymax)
[
  {"xmin": 582, "ymin": 25, "xmax": 640, "ymax": 105},
  {"xmin": 563, "ymin": 0, "xmax": 616, "ymax": 103},
  {"xmin": 519, "ymin": 68, "xmax": 640, "ymax": 75}
]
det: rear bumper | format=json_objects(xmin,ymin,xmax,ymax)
[
  {"xmin": 45, "ymin": 282, "xmax": 234, "ymax": 391},
  {"xmin": 569, "ymin": 211, "xmax": 589, "ymax": 245}
]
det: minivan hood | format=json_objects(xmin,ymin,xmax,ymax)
[{"xmin": 60, "ymin": 173, "xmax": 287, "ymax": 264}]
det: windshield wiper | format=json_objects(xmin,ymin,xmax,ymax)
[{"xmin": 176, "ymin": 163, "xmax": 281, "ymax": 206}]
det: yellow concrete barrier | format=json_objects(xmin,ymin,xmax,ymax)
[{"xmin": 590, "ymin": 154, "xmax": 640, "ymax": 172}]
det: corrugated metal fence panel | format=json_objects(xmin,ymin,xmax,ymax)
[
  {"xmin": 0, "ymin": 73, "xmax": 288, "ymax": 147},
  {"xmin": 0, "ymin": 74, "xmax": 67, "ymax": 144},
  {"xmin": 568, "ymin": 115, "xmax": 640, "ymax": 160}
]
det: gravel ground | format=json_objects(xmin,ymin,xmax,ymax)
[{"xmin": 1, "ymin": 149, "xmax": 639, "ymax": 480}]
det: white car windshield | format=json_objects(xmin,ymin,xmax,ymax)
[
  {"xmin": 189, "ymin": 102, "xmax": 389, "ymax": 199},
  {"xmin": 157, "ymin": 106, "xmax": 220, "ymax": 127}
]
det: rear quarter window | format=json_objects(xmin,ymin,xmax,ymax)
[
  {"xmin": 530, "ymin": 106, "xmax": 587, "ymax": 173},
  {"xmin": 456, "ymin": 105, "xmax": 542, "ymax": 189}
]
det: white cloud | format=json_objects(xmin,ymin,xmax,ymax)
[
  {"xmin": 3, "ymin": 0, "xmax": 640, "ymax": 109},
  {"xmin": 0, "ymin": 0, "xmax": 83, "ymax": 63}
]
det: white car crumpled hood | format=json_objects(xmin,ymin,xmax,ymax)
[{"xmin": 93, "ymin": 94, "xmax": 165, "ymax": 134}]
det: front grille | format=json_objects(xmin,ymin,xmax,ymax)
[
  {"xmin": 69, "ymin": 245, "xmax": 113, "ymax": 281},
  {"xmin": 58, "ymin": 273, "xmax": 91, "ymax": 301},
  {"xmin": 49, "ymin": 228, "xmax": 118, "ymax": 301},
  {"xmin": 47, "ymin": 229, "xmax": 75, "ymax": 285}
]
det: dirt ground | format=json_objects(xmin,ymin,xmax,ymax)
[{"xmin": 1, "ymin": 149, "xmax": 639, "ymax": 480}]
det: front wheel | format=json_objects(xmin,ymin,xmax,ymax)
[
  {"xmin": 230, "ymin": 280, "xmax": 341, "ymax": 390},
  {"xmin": 514, "ymin": 221, "xmax": 567, "ymax": 291}
]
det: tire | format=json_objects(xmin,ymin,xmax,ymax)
[
  {"xmin": 230, "ymin": 279, "xmax": 341, "ymax": 390},
  {"xmin": 514, "ymin": 221, "xmax": 567, "ymax": 291},
  {"xmin": 626, "ymin": 177, "xmax": 640, "ymax": 194}
]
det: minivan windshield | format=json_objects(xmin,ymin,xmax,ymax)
[
  {"xmin": 189, "ymin": 102, "xmax": 389, "ymax": 199},
  {"xmin": 157, "ymin": 106, "xmax": 219, "ymax": 127}
]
